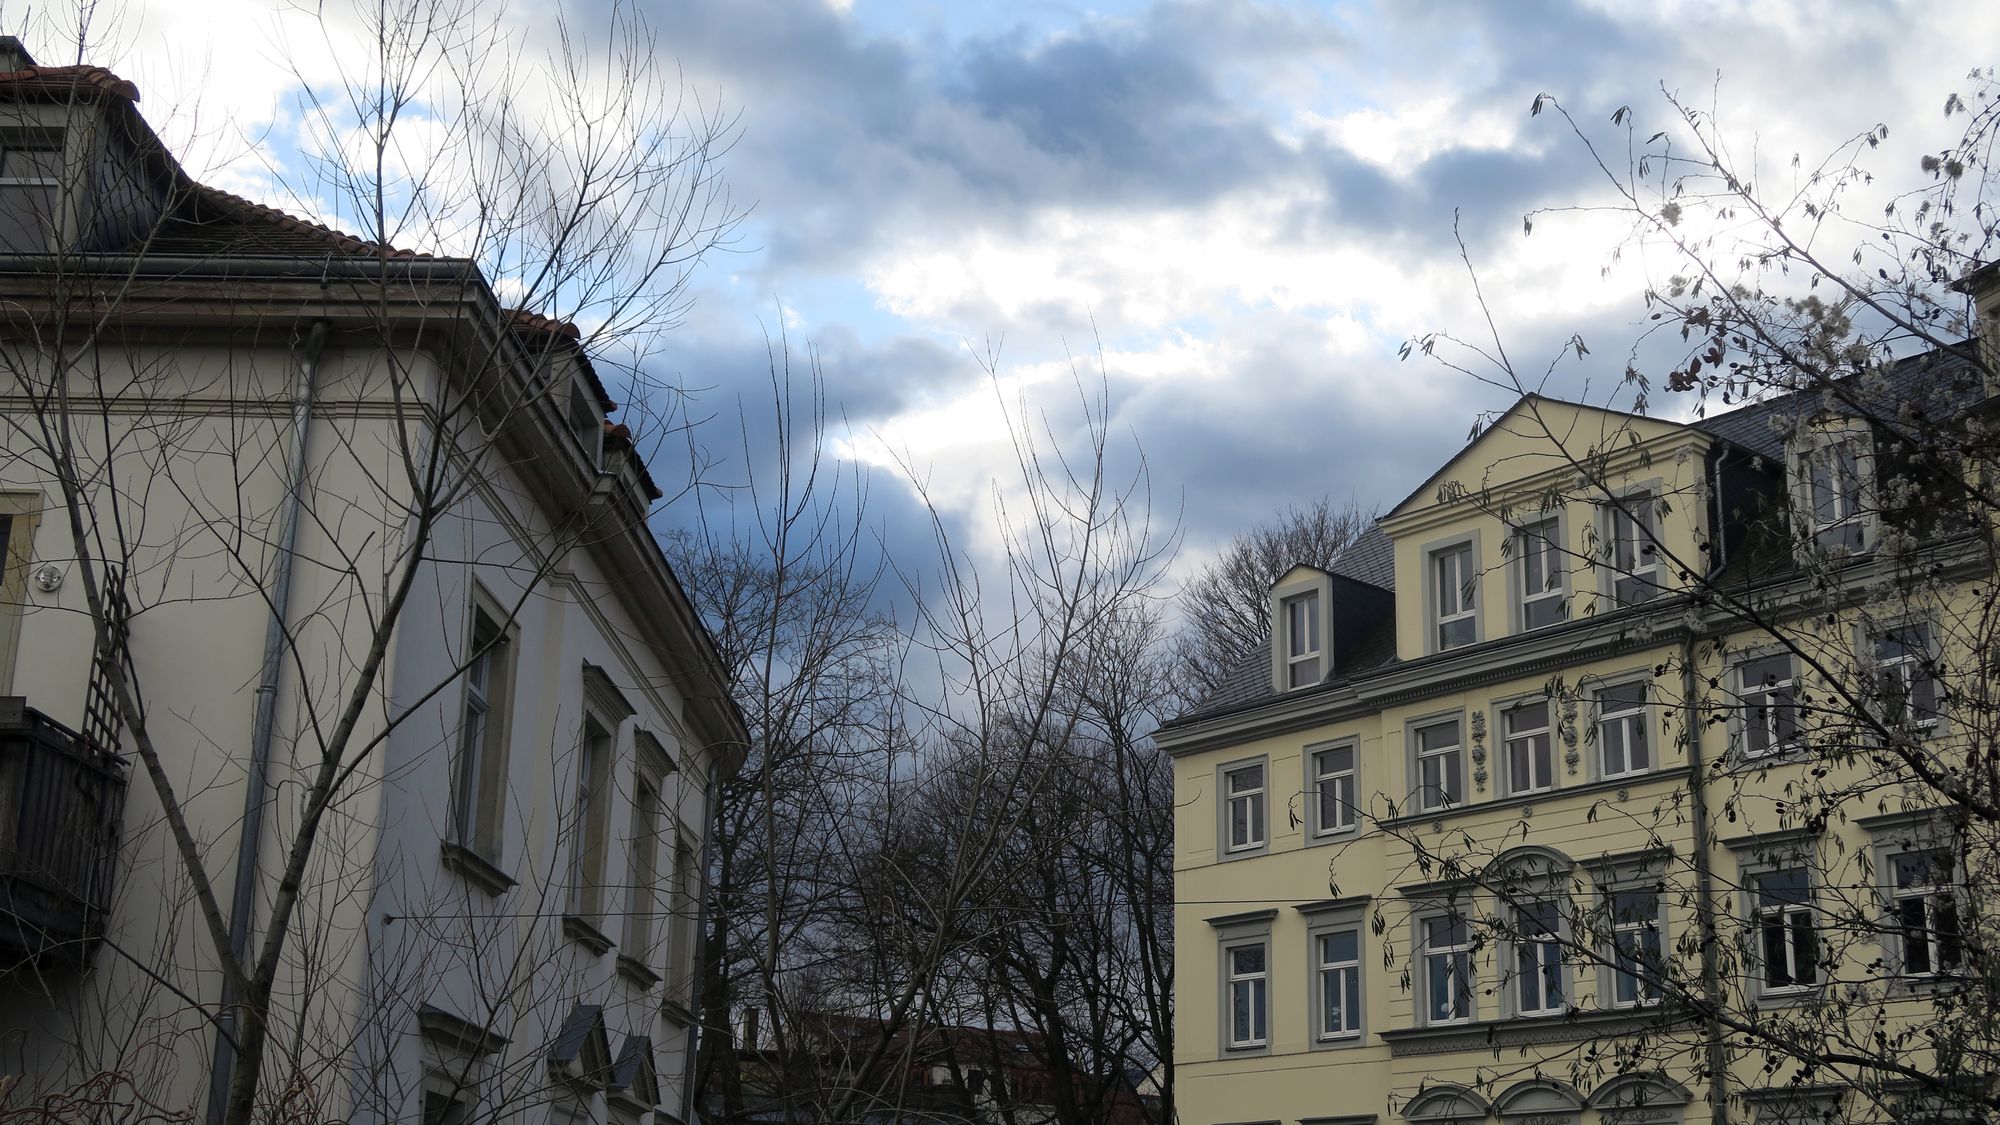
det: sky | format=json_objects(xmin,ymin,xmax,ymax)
[{"xmin": 18, "ymin": 0, "xmax": 1998, "ymax": 592}]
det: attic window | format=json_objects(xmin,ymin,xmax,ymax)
[
  {"xmin": 567, "ymin": 381, "xmax": 604, "ymax": 467},
  {"xmin": 1283, "ymin": 590, "xmax": 1321, "ymax": 689},
  {"xmin": 0, "ymin": 131, "xmax": 62, "ymax": 252},
  {"xmin": 1795, "ymin": 432, "xmax": 1870, "ymax": 553}
]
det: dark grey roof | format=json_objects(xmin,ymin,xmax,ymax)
[
  {"xmin": 1690, "ymin": 343, "xmax": 1983, "ymax": 460},
  {"xmin": 1329, "ymin": 523, "xmax": 1395, "ymax": 590}
]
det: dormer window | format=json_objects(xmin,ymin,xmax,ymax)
[
  {"xmin": 1796, "ymin": 432, "xmax": 1870, "ymax": 553},
  {"xmin": 1282, "ymin": 590, "xmax": 1321, "ymax": 689},
  {"xmin": 0, "ymin": 130, "xmax": 62, "ymax": 252},
  {"xmin": 1268, "ymin": 567, "xmax": 1333, "ymax": 693},
  {"xmin": 567, "ymin": 380, "xmax": 604, "ymax": 468},
  {"xmin": 1607, "ymin": 492, "xmax": 1660, "ymax": 606}
]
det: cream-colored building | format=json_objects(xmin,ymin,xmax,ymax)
[
  {"xmin": 1159, "ymin": 288, "xmax": 2000, "ymax": 1125},
  {"xmin": 0, "ymin": 42, "xmax": 743, "ymax": 1125}
]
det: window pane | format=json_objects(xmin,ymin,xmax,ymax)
[
  {"xmin": 1316, "ymin": 746, "xmax": 1353, "ymax": 775},
  {"xmin": 1227, "ymin": 764, "xmax": 1263, "ymax": 794},
  {"xmin": 1322, "ymin": 930, "xmax": 1358, "ymax": 963},
  {"xmin": 1232, "ymin": 944, "xmax": 1265, "ymax": 975},
  {"xmin": 1418, "ymin": 721, "xmax": 1460, "ymax": 753},
  {"xmin": 1757, "ymin": 870, "xmax": 1809, "ymax": 907},
  {"xmin": 1898, "ymin": 898, "xmax": 1932, "ymax": 975}
]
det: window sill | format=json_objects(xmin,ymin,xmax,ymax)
[
  {"xmin": 616, "ymin": 954, "xmax": 662, "ymax": 991},
  {"xmin": 439, "ymin": 841, "xmax": 516, "ymax": 897},
  {"xmin": 1377, "ymin": 1006, "xmax": 1686, "ymax": 1057},
  {"xmin": 562, "ymin": 914, "xmax": 615, "ymax": 955},
  {"xmin": 661, "ymin": 995, "xmax": 696, "ymax": 1027},
  {"xmin": 1310, "ymin": 1032, "xmax": 1367, "ymax": 1052},
  {"xmin": 1217, "ymin": 843, "xmax": 1270, "ymax": 862},
  {"xmin": 1751, "ymin": 985, "xmax": 1821, "ymax": 1009},
  {"xmin": 1305, "ymin": 827, "xmax": 1359, "ymax": 848},
  {"xmin": 1385, "ymin": 766, "xmax": 1690, "ymax": 830}
]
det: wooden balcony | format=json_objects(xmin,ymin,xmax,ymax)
[{"xmin": 0, "ymin": 700, "xmax": 128, "ymax": 968}]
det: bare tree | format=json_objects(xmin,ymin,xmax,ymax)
[{"xmin": 1171, "ymin": 497, "xmax": 1373, "ymax": 709}]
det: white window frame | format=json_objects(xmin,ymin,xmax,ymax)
[
  {"xmin": 1734, "ymin": 651, "xmax": 1801, "ymax": 761},
  {"xmin": 1219, "ymin": 759, "xmax": 1267, "ymax": 856},
  {"xmin": 1502, "ymin": 699, "xmax": 1554, "ymax": 797},
  {"xmin": 1596, "ymin": 680, "xmax": 1652, "ymax": 780},
  {"xmin": 1791, "ymin": 425, "xmax": 1874, "ymax": 554},
  {"xmin": 1606, "ymin": 887, "xmax": 1663, "ymax": 1008},
  {"xmin": 1605, "ymin": 489, "xmax": 1662, "ymax": 606},
  {"xmin": 1418, "ymin": 912, "xmax": 1475, "ymax": 1026},
  {"xmin": 1888, "ymin": 848, "xmax": 1962, "ymax": 979},
  {"xmin": 1224, "ymin": 938, "xmax": 1270, "ymax": 1050},
  {"xmin": 566, "ymin": 717, "xmax": 614, "ymax": 921},
  {"xmin": 1314, "ymin": 928, "xmax": 1363, "ymax": 1042},
  {"xmin": 1513, "ymin": 515, "xmax": 1566, "ymax": 632},
  {"xmin": 1308, "ymin": 741, "xmax": 1358, "ymax": 839},
  {"xmin": 1751, "ymin": 867, "xmax": 1817, "ymax": 995},
  {"xmin": 1430, "ymin": 540, "xmax": 1478, "ymax": 651},
  {"xmin": 1412, "ymin": 717, "xmax": 1464, "ymax": 814},
  {"xmin": 1283, "ymin": 589, "xmax": 1323, "ymax": 689},
  {"xmin": 1867, "ymin": 622, "xmax": 1942, "ymax": 735},
  {"xmin": 1509, "ymin": 900, "xmax": 1566, "ymax": 1018}
]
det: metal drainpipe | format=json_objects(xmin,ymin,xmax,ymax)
[
  {"xmin": 205, "ymin": 318, "xmax": 330, "ymax": 1125},
  {"xmin": 1684, "ymin": 444, "xmax": 1733, "ymax": 1125}
]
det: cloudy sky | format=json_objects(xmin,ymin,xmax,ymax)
[{"xmin": 30, "ymin": 0, "xmax": 1998, "ymax": 585}]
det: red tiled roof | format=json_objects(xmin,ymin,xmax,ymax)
[
  {"xmin": 506, "ymin": 308, "xmax": 583, "ymax": 340},
  {"xmin": 0, "ymin": 64, "xmax": 141, "ymax": 102},
  {"xmin": 188, "ymin": 184, "xmax": 433, "ymax": 261}
]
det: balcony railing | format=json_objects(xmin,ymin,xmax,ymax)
[{"xmin": 0, "ymin": 700, "xmax": 128, "ymax": 967}]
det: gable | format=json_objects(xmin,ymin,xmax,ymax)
[{"xmin": 1384, "ymin": 395, "xmax": 1693, "ymax": 522}]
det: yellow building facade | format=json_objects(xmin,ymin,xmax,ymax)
[{"xmin": 1159, "ymin": 327, "xmax": 1998, "ymax": 1125}]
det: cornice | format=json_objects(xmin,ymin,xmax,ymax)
[{"xmin": 1377, "ymin": 1006, "xmax": 1690, "ymax": 1057}]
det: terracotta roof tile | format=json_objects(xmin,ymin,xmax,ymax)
[
  {"xmin": 506, "ymin": 308, "xmax": 583, "ymax": 340},
  {"xmin": 0, "ymin": 64, "xmax": 141, "ymax": 102},
  {"xmin": 187, "ymin": 184, "xmax": 432, "ymax": 261}
]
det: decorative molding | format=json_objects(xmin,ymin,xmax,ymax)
[
  {"xmin": 439, "ymin": 841, "xmax": 516, "ymax": 897},
  {"xmin": 417, "ymin": 1004, "xmax": 510, "ymax": 1058},
  {"xmin": 1294, "ymin": 894, "xmax": 1372, "ymax": 917},
  {"xmin": 1383, "ymin": 767, "xmax": 1690, "ymax": 835},
  {"xmin": 1300, "ymin": 1116, "xmax": 1377, "ymax": 1125},
  {"xmin": 1469, "ymin": 711, "xmax": 1489, "ymax": 793},
  {"xmin": 1378, "ymin": 1008, "xmax": 1687, "ymax": 1057},
  {"xmin": 562, "ymin": 913, "xmax": 615, "ymax": 955},
  {"xmin": 1718, "ymin": 825, "xmax": 1820, "ymax": 856},
  {"xmin": 1205, "ymin": 908, "xmax": 1278, "ymax": 929},
  {"xmin": 616, "ymin": 954, "xmax": 662, "ymax": 991},
  {"xmin": 581, "ymin": 661, "xmax": 637, "ymax": 723}
]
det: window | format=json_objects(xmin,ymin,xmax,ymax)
[
  {"xmin": 1315, "ymin": 929, "xmax": 1362, "ymax": 1041},
  {"xmin": 449, "ymin": 607, "xmax": 513, "ymax": 860},
  {"xmin": 1414, "ymin": 718, "xmax": 1463, "ymax": 812},
  {"xmin": 568, "ymin": 380, "xmax": 605, "ymax": 466},
  {"xmin": 1872, "ymin": 624, "xmax": 1940, "ymax": 732},
  {"xmin": 1432, "ymin": 542, "xmax": 1477, "ymax": 650},
  {"xmin": 1890, "ymin": 850, "xmax": 1961, "ymax": 977},
  {"xmin": 1512, "ymin": 901, "xmax": 1565, "ymax": 1017},
  {"xmin": 1221, "ymin": 761, "xmax": 1267, "ymax": 854},
  {"xmin": 1283, "ymin": 590, "xmax": 1322, "ymax": 689},
  {"xmin": 623, "ymin": 777, "xmax": 661, "ymax": 959},
  {"xmin": 1309, "ymin": 744, "xmax": 1357, "ymax": 837},
  {"xmin": 0, "ymin": 132, "xmax": 61, "ymax": 252},
  {"xmin": 1753, "ymin": 869, "xmax": 1816, "ymax": 992},
  {"xmin": 567, "ymin": 719, "xmax": 613, "ymax": 921},
  {"xmin": 1737, "ymin": 654, "xmax": 1800, "ymax": 759},
  {"xmin": 1503, "ymin": 701, "xmax": 1553, "ymax": 796},
  {"xmin": 1514, "ymin": 517, "xmax": 1566, "ymax": 630},
  {"xmin": 1608, "ymin": 493, "xmax": 1661, "ymax": 606},
  {"xmin": 1597, "ymin": 682, "xmax": 1651, "ymax": 779},
  {"xmin": 1803, "ymin": 438, "xmax": 1867, "ymax": 552},
  {"xmin": 422, "ymin": 1091, "xmax": 471, "ymax": 1125},
  {"xmin": 1225, "ymin": 940, "xmax": 1269, "ymax": 1049},
  {"xmin": 666, "ymin": 833, "xmax": 698, "ymax": 998},
  {"xmin": 0, "ymin": 495, "xmax": 41, "ymax": 696},
  {"xmin": 1608, "ymin": 889, "xmax": 1663, "ymax": 1007},
  {"xmin": 1421, "ymin": 914, "xmax": 1474, "ymax": 1024}
]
